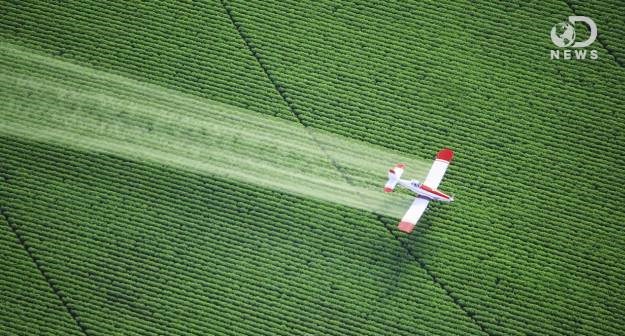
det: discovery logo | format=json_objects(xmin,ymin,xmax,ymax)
[{"xmin": 550, "ymin": 16, "xmax": 598, "ymax": 60}]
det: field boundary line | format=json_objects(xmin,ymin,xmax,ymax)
[
  {"xmin": 563, "ymin": 0, "xmax": 624, "ymax": 68},
  {"xmin": 0, "ymin": 207, "xmax": 91, "ymax": 336},
  {"xmin": 220, "ymin": 1, "xmax": 490, "ymax": 334}
]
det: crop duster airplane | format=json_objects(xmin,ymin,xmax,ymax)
[{"xmin": 384, "ymin": 148, "xmax": 454, "ymax": 233}]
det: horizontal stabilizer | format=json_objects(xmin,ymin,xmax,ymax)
[{"xmin": 384, "ymin": 163, "xmax": 405, "ymax": 192}]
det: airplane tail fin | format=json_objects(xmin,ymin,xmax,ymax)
[{"xmin": 384, "ymin": 164, "xmax": 405, "ymax": 192}]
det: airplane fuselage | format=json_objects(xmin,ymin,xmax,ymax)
[
  {"xmin": 398, "ymin": 179, "xmax": 453, "ymax": 202},
  {"xmin": 384, "ymin": 148, "xmax": 455, "ymax": 233}
]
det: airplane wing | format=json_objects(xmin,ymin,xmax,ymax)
[
  {"xmin": 423, "ymin": 148, "xmax": 454, "ymax": 189},
  {"xmin": 397, "ymin": 197, "xmax": 430, "ymax": 233}
]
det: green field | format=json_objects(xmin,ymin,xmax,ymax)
[{"xmin": 1, "ymin": 1, "xmax": 624, "ymax": 335}]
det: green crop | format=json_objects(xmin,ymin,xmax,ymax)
[
  {"xmin": 0, "ymin": 0, "xmax": 624, "ymax": 335},
  {"xmin": 0, "ymin": 43, "xmax": 430, "ymax": 219}
]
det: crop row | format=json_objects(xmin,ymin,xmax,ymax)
[
  {"xmin": 569, "ymin": 0, "xmax": 625, "ymax": 65},
  {"xmin": 0, "ymin": 50, "xmax": 397, "ymax": 198},
  {"xmin": 0, "ymin": 136, "xmax": 483, "ymax": 335},
  {"xmin": 0, "ymin": 217, "xmax": 84, "ymax": 336},
  {"xmin": 0, "ymin": 1, "xmax": 292, "ymax": 121},
  {"xmin": 2, "ymin": 0, "xmax": 624, "ymax": 335},
  {"xmin": 224, "ymin": 1, "xmax": 625, "ymax": 335}
]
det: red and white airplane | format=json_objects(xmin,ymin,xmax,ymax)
[{"xmin": 384, "ymin": 148, "xmax": 454, "ymax": 233}]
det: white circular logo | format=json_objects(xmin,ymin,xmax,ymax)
[{"xmin": 550, "ymin": 21, "xmax": 576, "ymax": 48}]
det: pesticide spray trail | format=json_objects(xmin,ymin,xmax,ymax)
[{"xmin": 0, "ymin": 42, "xmax": 431, "ymax": 218}]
